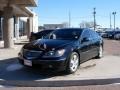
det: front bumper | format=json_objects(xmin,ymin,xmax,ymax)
[{"xmin": 18, "ymin": 56, "xmax": 67, "ymax": 71}]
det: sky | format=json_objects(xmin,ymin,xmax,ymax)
[{"xmin": 33, "ymin": 0, "xmax": 120, "ymax": 28}]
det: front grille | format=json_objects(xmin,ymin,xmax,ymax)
[{"xmin": 23, "ymin": 49, "xmax": 43, "ymax": 58}]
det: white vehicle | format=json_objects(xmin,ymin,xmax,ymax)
[{"xmin": 114, "ymin": 34, "xmax": 120, "ymax": 40}]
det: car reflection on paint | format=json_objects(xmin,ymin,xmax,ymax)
[
  {"xmin": 18, "ymin": 28, "xmax": 103, "ymax": 73},
  {"xmin": 29, "ymin": 29, "xmax": 54, "ymax": 42}
]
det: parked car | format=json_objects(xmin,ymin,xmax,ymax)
[
  {"xmin": 102, "ymin": 30, "xmax": 120, "ymax": 39},
  {"xmin": 114, "ymin": 31, "xmax": 120, "ymax": 40},
  {"xmin": 101, "ymin": 31, "xmax": 109, "ymax": 38},
  {"xmin": 114, "ymin": 34, "xmax": 120, "ymax": 40},
  {"xmin": 18, "ymin": 28, "xmax": 103, "ymax": 73},
  {"xmin": 96, "ymin": 31, "xmax": 105, "ymax": 37},
  {"xmin": 29, "ymin": 29, "xmax": 54, "ymax": 42},
  {"xmin": 102, "ymin": 31, "xmax": 114, "ymax": 39}
]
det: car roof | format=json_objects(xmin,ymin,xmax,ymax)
[
  {"xmin": 56, "ymin": 28, "xmax": 85, "ymax": 31},
  {"xmin": 41, "ymin": 29, "xmax": 54, "ymax": 31}
]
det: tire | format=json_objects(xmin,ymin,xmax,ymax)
[
  {"xmin": 66, "ymin": 52, "xmax": 79, "ymax": 73},
  {"xmin": 96, "ymin": 45, "xmax": 103, "ymax": 59}
]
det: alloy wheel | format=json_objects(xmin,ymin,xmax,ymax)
[
  {"xmin": 98, "ymin": 46, "xmax": 103, "ymax": 58},
  {"xmin": 68, "ymin": 52, "xmax": 79, "ymax": 73}
]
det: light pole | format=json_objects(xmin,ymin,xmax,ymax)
[
  {"xmin": 68, "ymin": 11, "xmax": 71, "ymax": 28},
  {"xmin": 93, "ymin": 8, "xmax": 96, "ymax": 30},
  {"xmin": 110, "ymin": 13, "xmax": 112, "ymax": 29},
  {"xmin": 112, "ymin": 12, "xmax": 116, "ymax": 30}
]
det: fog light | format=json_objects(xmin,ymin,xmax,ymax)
[{"xmin": 49, "ymin": 65, "xmax": 53, "ymax": 68}]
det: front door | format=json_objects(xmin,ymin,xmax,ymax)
[{"xmin": 79, "ymin": 30, "xmax": 93, "ymax": 63}]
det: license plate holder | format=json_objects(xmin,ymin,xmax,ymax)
[{"xmin": 24, "ymin": 60, "xmax": 32, "ymax": 66}]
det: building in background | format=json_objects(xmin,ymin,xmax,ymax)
[
  {"xmin": 0, "ymin": 17, "xmax": 3, "ymax": 41},
  {"xmin": 43, "ymin": 23, "xmax": 68, "ymax": 30},
  {"xmin": 14, "ymin": 14, "xmax": 38, "ymax": 39},
  {"xmin": 32, "ymin": 13, "xmax": 38, "ymax": 33},
  {"xmin": 0, "ymin": 0, "xmax": 38, "ymax": 48}
]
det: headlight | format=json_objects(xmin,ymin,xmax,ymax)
[
  {"xmin": 57, "ymin": 49, "xmax": 65, "ymax": 56},
  {"xmin": 44, "ymin": 49, "xmax": 65, "ymax": 57}
]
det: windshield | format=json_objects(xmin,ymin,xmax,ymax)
[
  {"xmin": 36, "ymin": 30, "xmax": 54, "ymax": 39},
  {"xmin": 44, "ymin": 29, "xmax": 83, "ymax": 40}
]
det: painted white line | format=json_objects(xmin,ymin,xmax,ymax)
[
  {"xmin": 0, "ymin": 85, "xmax": 15, "ymax": 88},
  {"xmin": 0, "ymin": 79, "xmax": 4, "ymax": 81},
  {"xmin": 113, "ymin": 83, "xmax": 120, "ymax": 85},
  {"xmin": 6, "ymin": 64, "xmax": 23, "ymax": 71},
  {"xmin": 0, "ymin": 85, "xmax": 4, "ymax": 87}
]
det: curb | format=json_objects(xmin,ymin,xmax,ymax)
[{"xmin": 0, "ymin": 78, "xmax": 120, "ymax": 87}]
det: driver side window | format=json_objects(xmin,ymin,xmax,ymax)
[{"xmin": 81, "ymin": 30, "xmax": 91, "ymax": 43}]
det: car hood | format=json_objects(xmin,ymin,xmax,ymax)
[{"xmin": 23, "ymin": 39, "xmax": 76, "ymax": 51}]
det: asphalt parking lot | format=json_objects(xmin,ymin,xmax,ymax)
[
  {"xmin": 104, "ymin": 39, "xmax": 120, "ymax": 56},
  {"xmin": 0, "ymin": 39, "xmax": 120, "ymax": 86}
]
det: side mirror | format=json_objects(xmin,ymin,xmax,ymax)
[{"xmin": 81, "ymin": 37, "xmax": 90, "ymax": 43}]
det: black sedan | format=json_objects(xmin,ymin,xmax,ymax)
[
  {"xmin": 18, "ymin": 28, "xmax": 103, "ymax": 73},
  {"xmin": 29, "ymin": 29, "xmax": 54, "ymax": 42}
]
